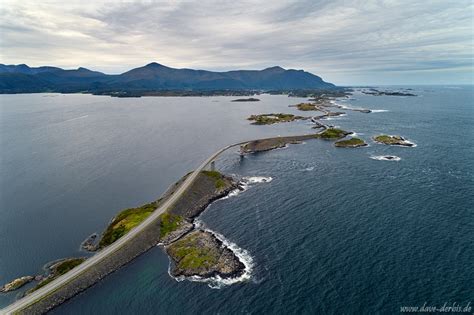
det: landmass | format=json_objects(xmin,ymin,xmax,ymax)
[
  {"xmin": 240, "ymin": 128, "xmax": 352, "ymax": 153},
  {"xmin": 292, "ymin": 103, "xmax": 319, "ymax": 111},
  {"xmin": 0, "ymin": 276, "xmax": 34, "ymax": 293},
  {"xmin": 241, "ymin": 134, "xmax": 317, "ymax": 153},
  {"xmin": 317, "ymin": 128, "xmax": 352, "ymax": 139},
  {"xmin": 373, "ymin": 135, "xmax": 414, "ymax": 147},
  {"xmin": 167, "ymin": 230, "xmax": 245, "ymax": 278},
  {"xmin": 335, "ymin": 137, "xmax": 367, "ymax": 148},
  {"xmin": 231, "ymin": 98, "xmax": 260, "ymax": 102},
  {"xmin": 92, "ymin": 169, "xmax": 244, "ymax": 279},
  {"xmin": 1, "ymin": 259, "xmax": 86, "ymax": 295},
  {"xmin": 158, "ymin": 171, "xmax": 246, "ymax": 278},
  {"xmin": 247, "ymin": 113, "xmax": 308, "ymax": 125},
  {"xmin": 8, "ymin": 170, "xmax": 244, "ymax": 314},
  {"xmin": 26, "ymin": 258, "xmax": 86, "ymax": 295},
  {"xmin": 362, "ymin": 89, "xmax": 417, "ymax": 96},
  {"xmin": 5, "ymin": 87, "xmax": 383, "ymax": 313},
  {"xmin": 98, "ymin": 202, "xmax": 158, "ymax": 249},
  {"xmin": 0, "ymin": 62, "xmax": 335, "ymax": 94}
]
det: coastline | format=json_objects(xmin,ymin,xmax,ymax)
[{"xmin": 2, "ymin": 87, "xmax": 424, "ymax": 313}]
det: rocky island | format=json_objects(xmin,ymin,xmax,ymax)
[
  {"xmin": 335, "ymin": 137, "xmax": 367, "ymax": 148},
  {"xmin": 167, "ymin": 230, "xmax": 245, "ymax": 278},
  {"xmin": 240, "ymin": 128, "xmax": 352, "ymax": 153},
  {"xmin": 362, "ymin": 89, "xmax": 417, "ymax": 96},
  {"xmin": 317, "ymin": 128, "xmax": 352, "ymax": 139},
  {"xmin": 158, "ymin": 170, "xmax": 246, "ymax": 278},
  {"xmin": 0, "ymin": 276, "xmax": 34, "ymax": 293},
  {"xmin": 241, "ymin": 134, "xmax": 317, "ymax": 153},
  {"xmin": 231, "ymin": 98, "xmax": 260, "ymax": 102},
  {"xmin": 373, "ymin": 135, "xmax": 414, "ymax": 147},
  {"xmin": 247, "ymin": 113, "xmax": 308, "ymax": 125}
]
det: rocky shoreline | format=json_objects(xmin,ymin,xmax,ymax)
[
  {"xmin": 362, "ymin": 88, "xmax": 417, "ymax": 96},
  {"xmin": 158, "ymin": 171, "xmax": 247, "ymax": 279},
  {"xmin": 5, "ymin": 88, "xmax": 420, "ymax": 313},
  {"xmin": 373, "ymin": 135, "xmax": 414, "ymax": 147},
  {"xmin": 335, "ymin": 137, "xmax": 367, "ymax": 148},
  {"xmin": 166, "ymin": 230, "xmax": 245, "ymax": 278},
  {"xmin": 0, "ymin": 276, "xmax": 34, "ymax": 293},
  {"xmin": 247, "ymin": 113, "xmax": 309, "ymax": 125},
  {"xmin": 8, "ymin": 171, "xmax": 246, "ymax": 314}
]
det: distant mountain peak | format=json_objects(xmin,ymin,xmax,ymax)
[
  {"xmin": 263, "ymin": 66, "xmax": 285, "ymax": 72},
  {"xmin": 145, "ymin": 62, "xmax": 166, "ymax": 68}
]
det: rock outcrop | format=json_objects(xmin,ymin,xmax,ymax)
[
  {"xmin": 0, "ymin": 276, "xmax": 34, "ymax": 293},
  {"xmin": 166, "ymin": 230, "xmax": 245, "ymax": 278}
]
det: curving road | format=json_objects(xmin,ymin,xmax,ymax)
[{"xmin": 2, "ymin": 141, "xmax": 249, "ymax": 315}]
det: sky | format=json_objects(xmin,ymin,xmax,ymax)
[{"xmin": 0, "ymin": 0, "xmax": 473, "ymax": 85}]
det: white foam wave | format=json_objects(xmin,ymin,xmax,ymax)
[
  {"xmin": 220, "ymin": 176, "xmax": 273, "ymax": 200},
  {"xmin": 370, "ymin": 155, "xmax": 401, "ymax": 161},
  {"xmin": 303, "ymin": 166, "xmax": 314, "ymax": 171},
  {"xmin": 169, "ymin": 222, "xmax": 254, "ymax": 289},
  {"xmin": 371, "ymin": 109, "xmax": 389, "ymax": 113},
  {"xmin": 244, "ymin": 176, "xmax": 273, "ymax": 184},
  {"xmin": 338, "ymin": 104, "xmax": 355, "ymax": 110}
]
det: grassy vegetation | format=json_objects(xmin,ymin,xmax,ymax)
[
  {"xmin": 317, "ymin": 128, "xmax": 350, "ymax": 139},
  {"xmin": 335, "ymin": 137, "xmax": 366, "ymax": 147},
  {"xmin": 374, "ymin": 135, "xmax": 404, "ymax": 144},
  {"xmin": 247, "ymin": 113, "xmax": 304, "ymax": 125},
  {"xmin": 29, "ymin": 258, "xmax": 86, "ymax": 293},
  {"xmin": 167, "ymin": 233, "xmax": 217, "ymax": 270},
  {"xmin": 53, "ymin": 258, "xmax": 85, "ymax": 275},
  {"xmin": 159, "ymin": 212, "xmax": 184, "ymax": 239},
  {"xmin": 295, "ymin": 103, "xmax": 317, "ymax": 111},
  {"xmin": 202, "ymin": 170, "xmax": 227, "ymax": 190},
  {"xmin": 215, "ymin": 178, "xmax": 226, "ymax": 189},
  {"xmin": 202, "ymin": 170, "xmax": 221, "ymax": 180},
  {"xmin": 99, "ymin": 202, "xmax": 157, "ymax": 248}
]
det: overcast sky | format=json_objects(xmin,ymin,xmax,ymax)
[{"xmin": 0, "ymin": 0, "xmax": 472, "ymax": 85}]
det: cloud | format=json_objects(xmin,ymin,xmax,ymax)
[{"xmin": 0, "ymin": 0, "xmax": 472, "ymax": 84}]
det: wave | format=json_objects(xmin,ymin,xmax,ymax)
[
  {"xmin": 62, "ymin": 115, "xmax": 89, "ymax": 123},
  {"xmin": 370, "ymin": 109, "xmax": 389, "ymax": 113},
  {"xmin": 303, "ymin": 166, "xmax": 314, "ymax": 171},
  {"xmin": 244, "ymin": 176, "xmax": 273, "ymax": 184},
  {"xmin": 370, "ymin": 155, "xmax": 401, "ymax": 161},
  {"xmin": 404, "ymin": 140, "xmax": 417, "ymax": 147},
  {"xmin": 220, "ymin": 176, "xmax": 273, "ymax": 200},
  {"xmin": 169, "ymin": 220, "xmax": 254, "ymax": 289}
]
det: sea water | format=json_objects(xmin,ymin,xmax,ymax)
[{"xmin": 0, "ymin": 87, "xmax": 472, "ymax": 313}]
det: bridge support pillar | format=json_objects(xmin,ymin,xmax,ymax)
[{"xmin": 210, "ymin": 160, "xmax": 215, "ymax": 171}]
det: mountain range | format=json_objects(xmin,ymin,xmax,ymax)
[{"xmin": 0, "ymin": 62, "xmax": 335, "ymax": 94}]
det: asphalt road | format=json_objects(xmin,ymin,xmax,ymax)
[{"xmin": 2, "ymin": 141, "xmax": 247, "ymax": 315}]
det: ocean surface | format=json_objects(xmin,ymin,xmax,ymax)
[{"xmin": 0, "ymin": 87, "xmax": 472, "ymax": 314}]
